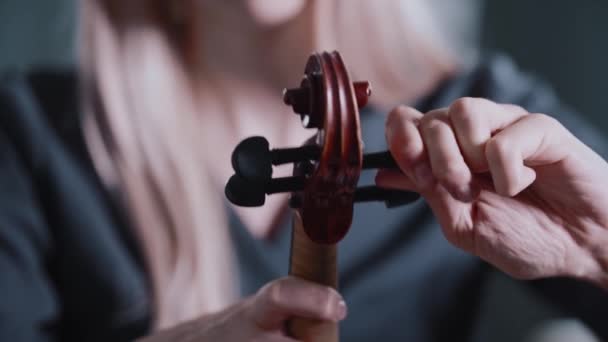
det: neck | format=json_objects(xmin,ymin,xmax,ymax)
[{"xmin": 199, "ymin": 1, "xmax": 322, "ymax": 93}]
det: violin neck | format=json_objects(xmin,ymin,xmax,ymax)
[
  {"xmin": 287, "ymin": 211, "xmax": 339, "ymax": 342},
  {"xmin": 289, "ymin": 212, "xmax": 338, "ymax": 286}
]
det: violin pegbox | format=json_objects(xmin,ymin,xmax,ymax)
[
  {"xmin": 225, "ymin": 51, "xmax": 419, "ymax": 244},
  {"xmin": 281, "ymin": 52, "xmax": 365, "ymax": 244}
]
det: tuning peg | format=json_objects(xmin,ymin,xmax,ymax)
[
  {"xmin": 283, "ymin": 84, "xmax": 322, "ymax": 129},
  {"xmin": 353, "ymin": 81, "xmax": 372, "ymax": 108},
  {"xmin": 283, "ymin": 80, "xmax": 372, "ymax": 129},
  {"xmin": 225, "ymin": 174, "xmax": 266, "ymax": 207},
  {"xmin": 354, "ymin": 186, "xmax": 420, "ymax": 208},
  {"xmin": 362, "ymin": 151, "xmax": 398, "ymax": 169},
  {"xmin": 225, "ymin": 174, "xmax": 306, "ymax": 207},
  {"xmin": 231, "ymin": 137, "xmax": 273, "ymax": 182},
  {"xmin": 232, "ymin": 136, "xmax": 320, "ymax": 182},
  {"xmin": 282, "ymin": 86, "xmax": 311, "ymax": 116}
]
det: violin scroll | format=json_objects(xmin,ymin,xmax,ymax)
[{"xmin": 225, "ymin": 51, "xmax": 419, "ymax": 244}]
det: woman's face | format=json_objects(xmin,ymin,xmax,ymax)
[{"xmin": 244, "ymin": 0, "xmax": 307, "ymax": 26}]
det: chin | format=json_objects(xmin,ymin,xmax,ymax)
[{"xmin": 246, "ymin": 0, "xmax": 307, "ymax": 27}]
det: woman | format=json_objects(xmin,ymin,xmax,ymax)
[{"xmin": 0, "ymin": 0, "xmax": 607, "ymax": 340}]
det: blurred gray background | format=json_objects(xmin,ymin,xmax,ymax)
[
  {"xmin": 0, "ymin": 0, "xmax": 75, "ymax": 68},
  {"xmin": 0, "ymin": 1, "xmax": 605, "ymax": 341},
  {"xmin": 482, "ymin": 1, "xmax": 608, "ymax": 132}
]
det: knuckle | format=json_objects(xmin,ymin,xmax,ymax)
[
  {"xmin": 389, "ymin": 104, "xmax": 410, "ymax": 117},
  {"xmin": 420, "ymin": 119, "xmax": 445, "ymax": 136},
  {"xmin": 450, "ymin": 97, "xmax": 481, "ymax": 118},
  {"xmin": 449, "ymin": 98, "xmax": 482, "ymax": 128},
  {"xmin": 262, "ymin": 280, "xmax": 286, "ymax": 308},
  {"xmin": 530, "ymin": 113, "xmax": 561, "ymax": 129},
  {"xmin": 421, "ymin": 108, "xmax": 446, "ymax": 124},
  {"xmin": 485, "ymin": 136, "xmax": 511, "ymax": 158},
  {"xmin": 387, "ymin": 105, "xmax": 416, "ymax": 128}
]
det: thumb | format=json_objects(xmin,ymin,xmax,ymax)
[{"xmin": 249, "ymin": 277, "xmax": 347, "ymax": 330}]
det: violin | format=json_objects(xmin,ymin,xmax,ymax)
[{"xmin": 225, "ymin": 51, "xmax": 419, "ymax": 342}]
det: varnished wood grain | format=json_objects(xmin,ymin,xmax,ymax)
[{"xmin": 287, "ymin": 211, "xmax": 338, "ymax": 342}]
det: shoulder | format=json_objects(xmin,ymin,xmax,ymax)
[
  {"xmin": 0, "ymin": 67, "xmax": 78, "ymax": 122},
  {"xmin": 0, "ymin": 67, "xmax": 79, "ymax": 170},
  {"xmin": 0, "ymin": 67, "xmax": 152, "ymax": 339},
  {"xmin": 0, "ymin": 67, "xmax": 87, "ymax": 265}
]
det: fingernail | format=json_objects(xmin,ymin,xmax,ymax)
[
  {"xmin": 337, "ymin": 300, "xmax": 348, "ymax": 321},
  {"xmin": 414, "ymin": 163, "xmax": 434, "ymax": 188}
]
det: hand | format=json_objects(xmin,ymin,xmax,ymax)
[
  {"xmin": 139, "ymin": 277, "xmax": 347, "ymax": 341},
  {"xmin": 376, "ymin": 98, "xmax": 608, "ymax": 288}
]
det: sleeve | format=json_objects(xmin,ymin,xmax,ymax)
[
  {"xmin": 527, "ymin": 278, "xmax": 608, "ymax": 338},
  {"xmin": 525, "ymin": 96, "xmax": 608, "ymax": 339},
  {"xmin": 478, "ymin": 55, "xmax": 608, "ymax": 339},
  {"xmin": 0, "ymin": 128, "xmax": 58, "ymax": 341}
]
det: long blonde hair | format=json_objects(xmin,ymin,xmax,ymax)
[{"xmin": 79, "ymin": 0, "xmax": 480, "ymax": 330}]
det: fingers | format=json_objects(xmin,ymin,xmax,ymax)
[
  {"xmin": 448, "ymin": 98, "xmax": 527, "ymax": 172},
  {"xmin": 419, "ymin": 109, "xmax": 474, "ymax": 200},
  {"xmin": 485, "ymin": 113, "xmax": 571, "ymax": 196},
  {"xmin": 383, "ymin": 98, "xmax": 535, "ymax": 198},
  {"xmin": 383, "ymin": 98, "xmax": 575, "ymax": 199},
  {"xmin": 385, "ymin": 106, "xmax": 434, "ymax": 188},
  {"xmin": 250, "ymin": 277, "xmax": 347, "ymax": 330}
]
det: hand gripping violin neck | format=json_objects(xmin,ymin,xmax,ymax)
[{"xmin": 225, "ymin": 51, "xmax": 418, "ymax": 342}]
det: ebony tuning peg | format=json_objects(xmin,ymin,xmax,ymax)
[
  {"xmin": 225, "ymin": 174, "xmax": 306, "ymax": 207},
  {"xmin": 232, "ymin": 136, "xmax": 399, "ymax": 184},
  {"xmin": 226, "ymin": 174, "xmax": 419, "ymax": 208},
  {"xmin": 362, "ymin": 151, "xmax": 398, "ymax": 170},
  {"xmin": 225, "ymin": 174, "xmax": 264, "ymax": 207},
  {"xmin": 354, "ymin": 186, "xmax": 420, "ymax": 208},
  {"xmin": 231, "ymin": 137, "xmax": 273, "ymax": 182},
  {"xmin": 231, "ymin": 136, "xmax": 320, "ymax": 182},
  {"xmin": 283, "ymin": 80, "xmax": 372, "ymax": 129},
  {"xmin": 283, "ymin": 77, "xmax": 320, "ymax": 129}
]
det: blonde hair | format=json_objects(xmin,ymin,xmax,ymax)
[
  {"xmin": 80, "ymin": 0, "xmax": 236, "ymax": 329},
  {"xmin": 79, "ymin": 0, "xmax": 480, "ymax": 330}
]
